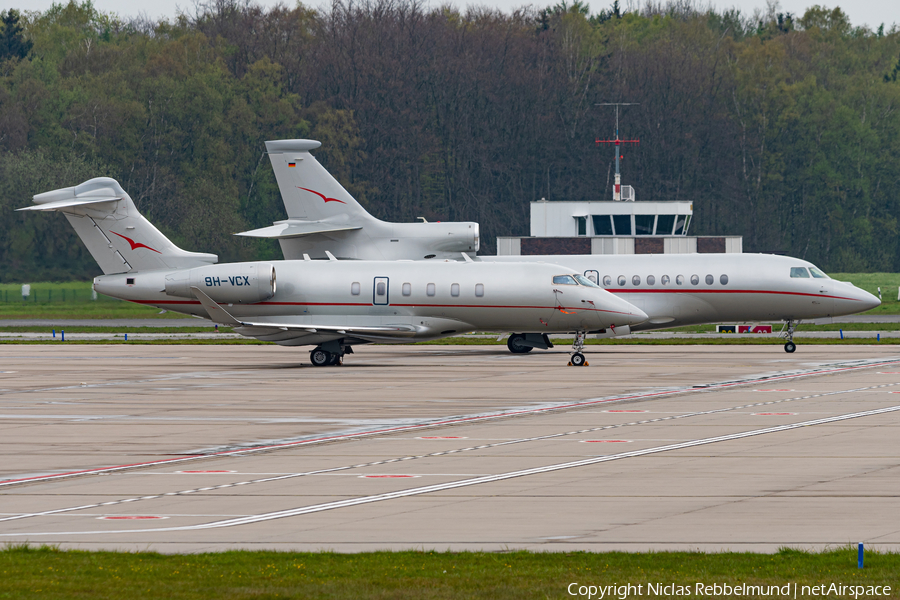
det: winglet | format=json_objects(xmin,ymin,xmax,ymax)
[
  {"xmin": 325, "ymin": 251, "xmax": 338, "ymax": 261},
  {"xmin": 461, "ymin": 252, "xmax": 474, "ymax": 263},
  {"xmin": 190, "ymin": 286, "xmax": 242, "ymax": 327}
]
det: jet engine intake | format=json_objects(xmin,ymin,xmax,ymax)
[{"xmin": 165, "ymin": 262, "xmax": 276, "ymax": 304}]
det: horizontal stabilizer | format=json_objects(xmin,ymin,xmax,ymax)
[
  {"xmin": 16, "ymin": 196, "xmax": 121, "ymax": 212},
  {"xmin": 235, "ymin": 221, "xmax": 362, "ymax": 239}
]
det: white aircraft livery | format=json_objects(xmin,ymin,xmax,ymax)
[
  {"xmin": 236, "ymin": 140, "xmax": 479, "ymax": 261},
  {"xmin": 258, "ymin": 139, "xmax": 881, "ymax": 353},
  {"xmin": 19, "ymin": 177, "xmax": 648, "ymax": 366}
]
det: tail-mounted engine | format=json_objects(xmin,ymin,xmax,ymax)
[{"xmin": 165, "ymin": 263, "xmax": 276, "ymax": 304}]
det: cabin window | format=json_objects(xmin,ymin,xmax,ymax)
[
  {"xmin": 552, "ymin": 275, "xmax": 578, "ymax": 285},
  {"xmin": 426, "ymin": 283, "xmax": 436, "ymax": 296},
  {"xmin": 451, "ymin": 283, "xmax": 460, "ymax": 297},
  {"xmin": 705, "ymin": 274, "xmax": 714, "ymax": 285},
  {"xmin": 647, "ymin": 275, "xmax": 656, "ymax": 286},
  {"xmin": 351, "ymin": 282, "xmax": 361, "ymax": 295},
  {"xmin": 720, "ymin": 274, "xmax": 729, "ymax": 285},
  {"xmin": 632, "ymin": 275, "xmax": 641, "ymax": 286},
  {"xmin": 791, "ymin": 267, "xmax": 810, "ymax": 278},
  {"xmin": 402, "ymin": 283, "xmax": 411, "ymax": 296},
  {"xmin": 602, "ymin": 275, "xmax": 612, "ymax": 287},
  {"xmin": 617, "ymin": 275, "xmax": 627, "ymax": 286},
  {"xmin": 809, "ymin": 267, "xmax": 828, "ymax": 279},
  {"xmin": 690, "ymin": 274, "xmax": 700, "ymax": 285},
  {"xmin": 661, "ymin": 275, "xmax": 670, "ymax": 285},
  {"xmin": 676, "ymin": 275, "xmax": 684, "ymax": 285},
  {"xmin": 475, "ymin": 284, "xmax": 484, "ymax": 297},
  {"xmin": 376, "ymin": 282, "xmax": 386, "ymax": 296}
]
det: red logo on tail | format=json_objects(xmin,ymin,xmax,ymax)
[
  {"xmin": 111, "ymin": 231, "xmax": 162, "ymax": 254},
  {"xmin": 298, "ymin": 187, "xmax": 346, "ymax": 204}
]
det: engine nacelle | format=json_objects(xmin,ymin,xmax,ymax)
[{"xmin": 165, "ymin": 262, "xmax": 276, "ymax": 304}]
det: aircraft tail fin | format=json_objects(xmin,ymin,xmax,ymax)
[
  {"xmin": 19, "ymin": 177, "xmax": 218, "ymax": 274},
  {"xmin": 264, "ymin": 139, "xmax": 375, "ymax": 223}
]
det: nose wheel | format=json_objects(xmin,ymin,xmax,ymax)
[
  {"xmin": 567, "ymin": 331, "xmax": 589, "ymax": 366},
  {"xmin": 780, "ymin": 319, "xmax": 801, "ymax": 353}
]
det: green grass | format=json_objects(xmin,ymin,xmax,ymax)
[{"xmin": 1, "ymin": 546, "xmax": 897, "ymax": 599}]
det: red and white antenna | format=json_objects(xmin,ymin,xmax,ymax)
[{"xmin": 596, "ymin": 102, "xmax": 639, "ymax": 201}]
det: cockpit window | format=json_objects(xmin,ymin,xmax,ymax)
[
  {"xmin": 553, "ymin": 275, "xmax": 578, "ymax": 285},
  {"xmin": 574, "ymin": 274, "xmax": 600, "ymax": 288},
  {"xmin": 809, "ymin": 267, "xmax": 829, "ymax": 279},
  {"xmin": 790, "ymin": 267, "xmax": 810, "ymax": 278}
]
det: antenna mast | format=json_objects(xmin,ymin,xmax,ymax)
[{"xmin": 596, "ymin": 102, "xmax": 639, "ymax": 201}]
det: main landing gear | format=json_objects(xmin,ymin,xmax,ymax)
[
  {"xmin": 568, "ymin": 330, "xmax": 588, "ymax": 367},
  {"xmin": 310, "ymin": 341, "xmax": 353, "ymax": 367},
  {"xmin": 781, "ymin": 319, "xmax": 800, "ymax": 353}
]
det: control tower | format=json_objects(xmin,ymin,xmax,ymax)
[{"xmin": 496, "ymin": 106, "xmax": 740, "ymax": 256}]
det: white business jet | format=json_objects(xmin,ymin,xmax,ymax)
[
  {"xmin": 19, "ymin": 178, "xmax": 647, "ymax": 366},
  {"xmin": 251, "ymin": 139, "xmax": 881, "ymax": 353}
]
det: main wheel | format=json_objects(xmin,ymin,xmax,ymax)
[
  {"xmin": 310, "ymin": 348, "xmax": 333, "ymax": 367},
  {"xmin": 507, "ymin": 333, "xmax": 533, "ymax": 354},
  {"xmin": 784, "ymin": 341, "xmax": 796, "ymax": 353},
  {"xmin": 570, "ymin": 352, "xmax": 586, "ymax": 366}
]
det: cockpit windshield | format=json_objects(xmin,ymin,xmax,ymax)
[
  {"xmin": 809, "ymin": 266, "xmax": 829, "ymax": 279},
  {"xmin": 552, "ymin": 275, "xmax": 578, "ymax": 285},
  {"xmin": 790, "ymin": 267, "xmax": 810, "ymax": 278},
  {"xmin": 574, "ymin": 274, "xmax": 601, "ymax": 288}
]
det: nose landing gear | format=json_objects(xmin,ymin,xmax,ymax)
[
  {"xmin": 781, "ymin": 319, "xmax": 800, "ymax": 353},
  {"xmin": 568, "ymin": 330, "xmax": 588, "ymax": 366}
]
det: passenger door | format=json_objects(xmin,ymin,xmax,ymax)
[{"xmin": 373, "ymin": 277, "xmax": 390, "ymax": 305}]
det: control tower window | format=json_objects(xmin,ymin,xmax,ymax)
[
  {"xmin": 575, "ymin": 216, "xmax": 587, "ymax": 236},
  {"xmin": 592, "ymin": 215, "xmax": 613, "ymax": 235},
  {"xmin": 656, "ymin": 215, "xmax": 676, "ymax": 235},
  {"xmin": 790, "ymin": 267, "xmax": 810, "ymax": 278},
  {"xmin": 553, "ymin": 275, "xmax": 578, "ymax": 285},
  {"xmin": 673, "ymin": 216, "xmax": 687, "ymax": 235},
  {"xmin": 612, "ymin": 215, "xmax": 631, "ymax": 236},
  {"xmin": 635, "ymin": 215, "xmax": 655, "ymax": 235},
  {"xmin": 809, "ymin": 267, "xmax": 829, "ymax": 278}
]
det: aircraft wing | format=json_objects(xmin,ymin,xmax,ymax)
[
  {"xmin": 190, "ymin": 287, "xmax": 417, "ymax": 341},
  {"xmin": 234, "ymin": 220, "xmax": 362, "ymax": 239}
]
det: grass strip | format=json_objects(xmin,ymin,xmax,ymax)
[
  {"xmin": 1, "ymin": 338, "xmax": 899, "ymax": 346},
  {"xmin": 1, "ymin": 545, "xmax": 897, "ymax": 599}
]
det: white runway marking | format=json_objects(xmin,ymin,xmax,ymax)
[
  {"xmin": 4, "ymin": 357, "xmax": 898, "ymax": 488},
  {"xmin": 4, "ymin": 403, "xmax": 899, "ymax": 537}
]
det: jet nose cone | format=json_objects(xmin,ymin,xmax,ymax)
[
  {"xmin": 606, "ymin": 293, "xmax": 648, "ymax": 326},
  {"xmin": 833, "ymin": 282, "xmax": 880, "ymax": 316}
]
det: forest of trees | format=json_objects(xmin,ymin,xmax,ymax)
[{"xmin": 0, "ymin": 0, "xmax": 899, "ymax": 281}]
